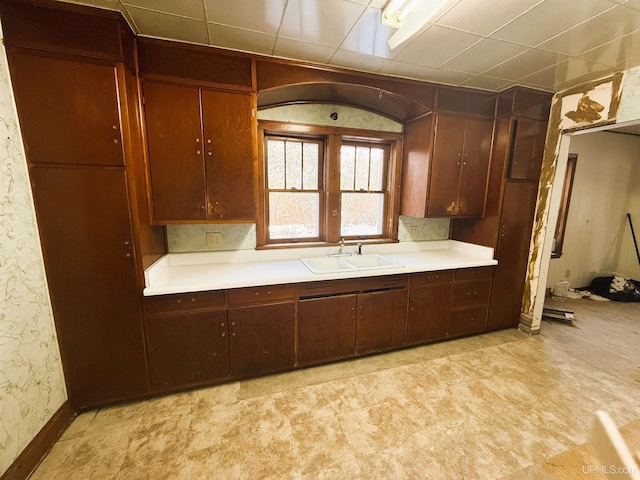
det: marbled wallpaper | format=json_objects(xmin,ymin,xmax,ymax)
[{"xmin": 0, "ymin": 29, "xmax": 67, "ymax": 476}]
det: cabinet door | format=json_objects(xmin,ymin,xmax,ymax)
[
  {"xmin": 509, "ymin": 118, "xmax": 547, "ymax": 181},
  {"xmin": 356, "ymin": 289, "xmax": 408, "ymax": 354},
  {"xmin": 427, "ymin": 115, "xmax": 465, "ymax": 216},
  {"xmin": 228, "ymin": 302, "xmax": 295, "ymax": 377},
  {"xmin": 299, "ymin": 295, "xmax": 357, "ymax": 365},
  {"xmin": 146, "ymin": 310, "xmax": 229, "ymax": 390},
  {"xmin": 143, "ymin": 82, "xmax": 207, "ymax": 221},
  {"xmin": 202, "ymin": 90, "xmax": 256, "ymax": 221},
  {"xmin": 488, "ymin": 182, "xmax": 539, "ymax": 329},
  {"xmin": 449, "ymin": 306, "xmax": 488, "ymax": 336},
  {"xmin": 407, "ymin": 283, "xmax": 451, "ymax": 344},
  {"xmin": 9, "ymin": 51, "xmax": 124, "ymax": 166},
  {"xmin": 29, "ymin": 166, "xmax": 148, "ymax": 409},
  {"xmin": 458, "ymin": 119, "xmax": 493, "ymax": 216}
]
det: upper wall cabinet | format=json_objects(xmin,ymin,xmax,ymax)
[
  {"xmin": 401, "ymin": 113, "xmax": 493, "ymax": 218},
  {"xmin": 143, "ymin": 81, "xmax": 257, "ymax": 223},
  {"xmin": 508, "ymin": 118, "xmax": 548, "ymax": 181},
  {"xmin": 8, "ymin": 51, "xmax": 124, "ymax": 166}
]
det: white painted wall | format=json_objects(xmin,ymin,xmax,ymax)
[
  {"xmin": 616, "ymin": 156, "xmax": 640, "ymax": 280},
  {"xmin": 0, "ymin": 29, "xmax": 67, "ymax": 476},
  {"xmin": 547, "ymin": 131, "xmax": 640, "ymax": 289}
]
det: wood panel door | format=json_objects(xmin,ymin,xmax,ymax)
[
  {"xmin": 8, "ymin": 50, "xmax": 124, "ymax": 166},
  {"xmin": 143, "ymin": 81, "xmax": 207, "ymax": 221},
  {"xmin": 488, "ymin": 181, "xmax": 539, "ymax": 329},
  {"xmin": 458, "ymin": 118, "xmax": 493, "ymax": 216},
  {"xmin": 407, "ymin": 283, "xmax": 451, "ymax": 344},
  {"xmin": 29, "ymin": 165, "xmax": 149, "ymax": 409},
  {"xmin": 427, "ymin": 114, "xmax": 465, "ymax": 216},
  {"xmin": 509, "ymin": 118, "xmax": 547, "ymax": 181},
  {"xmin": 228, "ymin": 301, "xmax": 295, "ymax": 377},
  {"xmin": 298, "ymin": 295, "xmax": 357, "ymax": 365},
  {"xmin": 202, "ymin": 90, "xmax": 256, "ymax": 221},
  {"xmin": 146, "ymin": 310, "xmax": 229, "ymax": 391},
  {"xmin": 356, "ymin": 289, "xmax": 408, "ymax": 354}
]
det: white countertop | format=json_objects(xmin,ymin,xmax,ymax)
[{"xmin": 143, "ymin": 240, "xmax": 497, "ymax": 296}]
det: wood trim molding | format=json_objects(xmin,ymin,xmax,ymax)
[{"xmin": 1, "ymin": 402, "xmax": 74, "ymax": 480}]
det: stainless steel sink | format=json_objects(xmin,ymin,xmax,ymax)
[{"xmin": 300, "ymin": 254, "xmax": 402, "ymax": 274}]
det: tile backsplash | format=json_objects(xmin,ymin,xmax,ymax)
[{"xmin": 166, "ymin": 216, "xmax": 449, "ymax": 252}]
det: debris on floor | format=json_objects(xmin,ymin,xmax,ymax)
[{"xmin": 542, "ymin": 306, "xmax": 575, "ymax": 325}]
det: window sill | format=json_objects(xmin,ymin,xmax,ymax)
[{"xmin": 256, "ymin": 238, "xmax": 399, "ymax": 250}]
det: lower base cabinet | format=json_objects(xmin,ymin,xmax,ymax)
[
  {"xmin": 298, "ymin": 295, "xmax": 357, "ymax": 365},
  {"xmin": 228, "ymin": 301, "xmax": 296, "ymax": 376},
  {"xmin": 143, "ymin": 267, "xmax": 498, "ymax": 395},
  {"xmin": 146, "ymin": 310, "xmax": 229, "ymax": 390}
]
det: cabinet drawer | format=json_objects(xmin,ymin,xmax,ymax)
[
  {"xmin": 299, "ymin": 275, "xmax": 407, "ymax": 298},
  {"xmin": 449, "ymin": 306, "xmax": 488, "ymax": 336},
  {"xmin": 451, "ymin": 279, "xmax": 491, "ymax": 308},
  {"xmin": 454, "ymin": 266, "xmax": 494, "ymax": 281},
  {"xmin": 411, "ymin": 270, "xmax": 453, "ymax": 286},
  {"xmin": 227, "ymin": 284, "xmax": 296, "ymax": 305},
  {"xmin": 145, "ymin": 290, "xmax": 225, "ymax": 315}
]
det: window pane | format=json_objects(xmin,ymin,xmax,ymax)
[
  {"xmin": 302, "ymin": 142, "xmax": 319, "ymax": 190},
  {"xmin": 269, "ymin": 192, "xmax": 319, "ymax": 239},
  {"xmin": 369, "ymin": 147, "xmax": 384, "ymax": 191},
  {"xmin": 267, "ymin": 140, "xmax": 284, "ymax": 189},
  {"xmin": 341, "ymin": 192, "xmax": 384, "ymax": 236},
  {"xmin": 285, "ymin": 141, "xmax": 302, "ymax": 190},
  {"xmin": 340, "ymin": 145, "xmax": 355, "ymax": 190},
  {"xmin": 355, "ymin": 147, "xmax": 370, "ymax": 191}
]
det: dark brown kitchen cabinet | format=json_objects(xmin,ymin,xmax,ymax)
[
  {"xmin": 509, "ymin": 118, "xmax": 547, "ymax": 181},
  {"xmin": 406, "ymin": 271, "xmax": 452, "ymax": 344},
  {"xmin": 400, "ymin": 113, "xmax": 493, "ymax": 218},
  {"xmin": 449, "ymin": 267, "xmax": 493, "ymax": 336},
  {"xmin": 144, "ymin": 290, "xmax": 229, "ymax": 391},
  {"xmin": 143, "ymin": 81, "xmax": 256, "ymax": 223},
  {"xmin": 146, "ymin": 310, "xmax": 229, "ymax": 391},
  {"xmin": 356, "ymin": 288, "xmax": 408, "ymax": 354},
  {"xmin": 488, "ymin": 181, "xmax": 539, "ymax": 329},
  {"xmin": 228, "ymin": 298, "xmax": 295, "ymax": 377},
  {"xmin": 29, "ymin": 165, "xmax": 149, "ymax": 409},
  {"xmin": 8, "ymin": 50, "xmax": 124, "ymax": 166},
  {"xmin": 298, "ymin": 295, "xmax": 357, "ymax": 365}
]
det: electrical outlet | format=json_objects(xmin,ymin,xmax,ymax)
[
  {"xmin": 206, "ymin": 232, "xmax": 223, "ymax": 247},
  {"xmin": 565, "ymin": 269, "xmax": 571, "ymax": 278}
]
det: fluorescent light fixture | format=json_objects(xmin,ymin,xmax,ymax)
[{"xmin": 383, "ymin": 0, "xmax": 451, "ymax": 49}]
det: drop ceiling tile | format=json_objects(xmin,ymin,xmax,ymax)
[
  {"xmin": 60, "ymin": 0, "xmax": 121, "ymax": 10},
  {"xmin": 518, "ymin": 57, "xmax": 614, "ymax": 91},
  {"xmin": 620, "ymin": 0, "xmax": 640, "ymax": 7},
  {"xmin": 580, "ymin": 29, "xmax": 640, "ymax": 66},
  {"xmin": 208, "ymin": 23, "xmax": 276, "ymax": 55},
  {"xmin": 274, "ymin": 37, "xmax": 336, "ymax": 64},
  {"xmin": 125, "ymin": 7, "xmax": 210, "ymax": 44},
  {"xmin": 441, "ymin": 38, "xmax": 527, "ymax": 74},
  {"xmin": 122, "ymin": 0, "xmax": 205, "ymax": 20},
  {"xmin": 330, "ymin": 49, "xmax": 387, "ymax": 73},
  {"xmin": 616, "ymin": 54, "xmax": 640, "ymax": 70},
  {"xmin": 492, "ymin": 0, "xmax": 616, "ymax": 47},
  {"xmin": 393, "ymin": 25, "xmax": 483, "ymax": 68},
  {"xmin": 279, "ymin": 0, "xmax": 367, "ymax": 48},
  {"xmin": 462, "ymin": 75, "xmax": 514, "ymax": 91},
  {"xmin": 422, "ymin": 68, "xmax": 474, "ymax": 85},
  {"xmin": 482, "ymin": 48, "xmax": 568, "ymax": 81},
  {"xmin": 537, "ymin": 5, "xmax": 640, "ymax": 57},
  {"xmin": 438, "ymin": 0, "xmax": 543, "ymax": 36},
  {"xmin": 204, "ymin": 0, "xmax": 286, "ymax": 35},
  {"xmin": 340, "ymin": 7, "xmax": 396, "ymax": 58},
  {"xmin": 377, "ymin": 60, "xmax": 434, "ymax": 80}
]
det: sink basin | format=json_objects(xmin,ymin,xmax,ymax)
[
  {"xmin": 345, "ymin": 254, "xmax": 398, "ymax": 269},
  {"xmin": 299, "ymin": 256, "xmax": 356, "ymax": 274},
  {"xmin": 300, "ymin": 254, "xmax": 402, "ymax": 274}
]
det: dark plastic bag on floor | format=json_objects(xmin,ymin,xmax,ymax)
[{"xmin": 589, "ymin": 276, "xmax": 640, "ymax": 302}]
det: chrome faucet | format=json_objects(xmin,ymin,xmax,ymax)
[{"xmin": 329, "ymin": 238, "xmax": 352, "ymax": 257}]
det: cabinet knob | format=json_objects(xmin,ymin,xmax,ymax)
[
  {"xmin": 232, "ymin": 332, "xmax": 236, "ymax": 337},
  {"xmin": 113, "ymin": 139, "xmax": 119, "ymax": 144},
  {"xmin": 231, "ymin": 321, "xmax": 236, "ymax": 326},
  {"xmin": 221, "ymin": 332, "xmax": 226, "ymax": 337},
  {"xmin": 207, "ymin": 139, "xmax": 212, "ymax": 144},
  {"xmin": 112, "ymin": 125, "xmax": 118, "ymax": 130},
  {"xmin": 221, "ymin": 322, "xmax": 225, "ymax": 327},
  {"xmin": 196, "ymin": 150, "xmax": 201, "ymax": 155},
  {"xmin": 207, "ymin": 152, "xmax": 212, "ymax": 156},
  {"xmin": 125, "ymin": 253, "xmax": 131, "ymax": 258},
  {"xmin": 196, "ymin": 138, "xmax": 200, "ymax": 143},
  {"xmin": 191, "ymin": 297, "xmax": 196, "ymax": 302}
]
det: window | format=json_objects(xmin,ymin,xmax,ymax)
[{"xmin": 258, "ymin": 123, "xmax": 401, "ymax": 247}]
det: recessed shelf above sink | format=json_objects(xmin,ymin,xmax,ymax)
[{"xmin": 300, "ymin": 254, "xmax": 403, "ymax": 274}]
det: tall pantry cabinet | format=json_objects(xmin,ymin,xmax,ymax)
[{"xmin": 1, "ymin": 0, "xmax": 165, "ymax": 409}]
